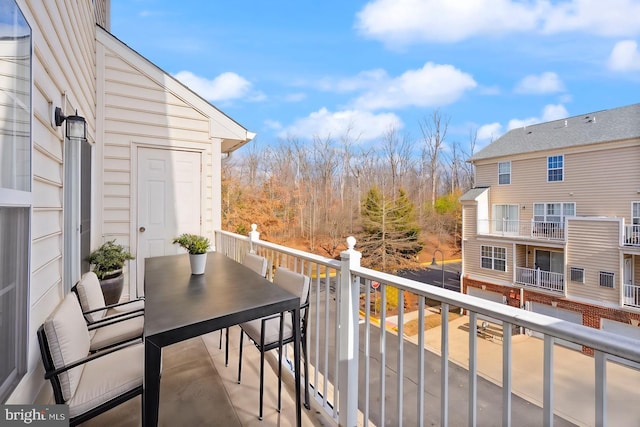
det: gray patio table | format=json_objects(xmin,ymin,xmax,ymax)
[{"xmin": 142, "ymin": 252, "xmax": 302, "ymax": 426}]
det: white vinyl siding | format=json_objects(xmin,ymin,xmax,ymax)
[
  {"xmin": 565, "ymin": 218, "xmax": 620, "ymax": 304},
  {"xmin": 7, "ymin": 0, "xmax": 96, "ymax": 404}
]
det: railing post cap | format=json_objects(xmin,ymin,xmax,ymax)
[{"xmin": 251, "ymin": 223, "xmax": 257, "ymax": 231}]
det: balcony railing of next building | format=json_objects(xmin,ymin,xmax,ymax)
[
  {"xmin": 479, "ymin": 219, "xmax": 565, "ymax": 240},
  {"xmin": 481, "ymin": 220, "xmax": 640, "ymax": 247},
  {"xmin": 624, "ymin": 224, "xmax": 640, "ymax": 247},
  {"xmin": 214, "ymin": 225, "xmax": 640, "ymax": 427},
  {"xmin": 515, "ymin": 267, "xmax": 564, "ymax": 293}
]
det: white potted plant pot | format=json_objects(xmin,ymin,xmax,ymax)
[{"xmin": 189, "ymin": 253, "xmax": 207, "ymax": 275}]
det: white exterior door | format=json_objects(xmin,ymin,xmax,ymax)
[{"xmin": 136, "ymin": 147, "xmax": 202, "ymax": 295}]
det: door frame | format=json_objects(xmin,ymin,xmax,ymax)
[{"xmin": 130, "ymin": 143, "xmax": 206, "ymax": 297}]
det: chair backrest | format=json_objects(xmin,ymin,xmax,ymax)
[
  {"xmin": 40, "ymin": 293, "xmax": 91, "ymax": 403},
  {"xmin": 273, "ymin": 267, "xmax": 310, "ymax": 308},
  {"xmin": 243, "ymin": 253, "xmax": 268, "ymax": 277},
  {"xmin": 74, "ymin": 271, "xmax": 107, "ymax": 322}
]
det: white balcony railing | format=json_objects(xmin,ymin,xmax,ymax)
[
  {"xmin": 623, "ymin": 283, "xmax": 640, "ymax": 308},
  {"xmin": 516, "ymin": 267, "xmax": 565, "ymax": 293},
  {"xmin": 624, "ymin": 225, "xmax": 640, "ymax": 246},
  {"xmin": 480, "ymin": 219, "xmax": 565, "ymax": 240},
  {"xmin": 215, "ymin": 227, "xmax": 640, "ymax": 427}
]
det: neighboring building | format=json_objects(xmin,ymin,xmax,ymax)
[
  {"xmin": 1, "ymin": 1, "xmax": 253, "ymax": 403},
  {"xmin": 460, "ymin": 103, "xmax": 640, "ymax": 349}
]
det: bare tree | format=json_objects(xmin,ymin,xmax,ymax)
[{"xmin": 419, "ymin": 109, "xmax": 449, "ymax": 207}]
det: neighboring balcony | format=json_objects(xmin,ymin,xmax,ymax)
[
  {"xmin": 624, "ymin": 283, "xmax": 640, "ymax": 308},
  {"xmin": 624, "ymin": 224, "xmax": 640, "ymax": 247},
  {"xmin": 515, "ymin": 267, "xmax": 565, "ymax": 293},
  {"xmin": 479, "ymin": 219, "xmax": 565, "ymax": 240}
]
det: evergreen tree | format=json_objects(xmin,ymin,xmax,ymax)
[{"xmin": 358, "ymin": 186, "xmax": 423, "ymax": 271}]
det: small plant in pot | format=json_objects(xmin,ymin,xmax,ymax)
[
  {"xmin": 172, "ymin": 233, "xmax": 211, "ymax": 275},
  {"xmin": 86, "ymin": 240, "xmax": 135, "ymax": 304}
]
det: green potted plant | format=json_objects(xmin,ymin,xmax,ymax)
[
  {"xmin": 86, "ymin": 240, "xmax": 135, "ymax": 304},
  {"xmin": 172, "ymin": 233, "xmax": 211, "ymax": 274}
]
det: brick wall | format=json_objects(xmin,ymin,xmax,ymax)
[{"xmin": 463, "ymin": 276, "xmax": 640, "ymax": 355}]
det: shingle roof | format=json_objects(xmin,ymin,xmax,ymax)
[
  {"xmin": 459, "ymin": 186, "xmax": 489, "ymax": 201},
  {"xmin": 469, "ymin": 103, "xmax": 640, "ymax": 162}
]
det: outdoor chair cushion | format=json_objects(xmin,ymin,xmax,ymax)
[
  {"xmin": 75, "ymin": 272, "xmax": 108, "ymax": 322},
  {"xmin": 66, "ymin": 342, "xmax": 143, "ymax": 418},
  {"xmin": 241, "ymin": 313, "xmax": 295, "ymax": 345},
  {"xmin": 89, "ymin": 315, "xmax": 144, "ymax": 352},
  {"xmin": 42, "ymin": 294, "xmax": 91, "ymax": 402},
  {"xmin": 243, "ymin": 253, "xmax": 268, "ymax": 277}
]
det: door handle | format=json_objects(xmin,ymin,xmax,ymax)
[{"xmin": 139, "ymin": 227, "xmax": 146, "ymax": 233}]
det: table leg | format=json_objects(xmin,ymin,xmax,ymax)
[
  {"xmin": 143, "ymin": 339, "xmax": 162, "ymax": 427},
  {"xmin": 293, "ymin": 307, "xmax": 302, "ymax": 427}
]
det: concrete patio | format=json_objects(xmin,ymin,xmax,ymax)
[{"xmin": 78, "ymin": 326, "xmax": 333, "ymax": 426}]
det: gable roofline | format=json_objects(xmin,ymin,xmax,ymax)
[
  {"xmin": 96, "ymin": 26, "xmax": 254, "ymax": 153},
  {"xmin": 469, "ymin": 103, "xmax": 640, "ymax": 163}
]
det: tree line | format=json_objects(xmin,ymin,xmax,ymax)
[{"xmin": 222, "ymin": 110, "xmax": 477, "ymax": 271}]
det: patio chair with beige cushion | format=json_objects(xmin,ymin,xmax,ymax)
[
  {"xmin": 237, "ymin": 267, "xmax": 311, "ymax": 420},
  {"xmin": 73, "ymin": 271, "xmax": 144, "ymax": 352},
  {"xmin": 221, "ymin": 253, "xmax": 269, "ymax": 365},
  {"xmin": 74, "ymin": 271, "xmax": 144, "ymax": 323},
  {"xmin": 37, "ymin": 293, "xmax": 143, "ymax": 426}
]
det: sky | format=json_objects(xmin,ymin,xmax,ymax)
[{"xmin": 110, "ymin": 0, "xmax": 640, "ymax": 154}]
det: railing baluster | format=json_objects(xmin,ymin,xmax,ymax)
[
  {"xmin": 441, "ymin": 303, "xmax": 449, "ymax": 427},
  {"xmin": 468, "ymin": 312, "xmax": 477, "ymax": 427},
  {"xmin": 503, "ymin": 321, "xmax": 512, "ymax": 427},
  {"xmin": 380, "ymin": 284, "xmax": 387, "ymax": 427},
  {"xmin": 364, "ymin": 279, "xmax": 371, "ymax": 426},
  {"xmin": 595, "ymin": 350, "xmax": 606, "ymax": 427},
  {"xmin": 417, "ymin": 297, "xmax": 425, "ymax": 426},
  {"xmin": 543, "ymin": 335, "xmax": 554, "ymax": 427},
  {"xmin": 397, "ymin": 289, "xmax": 404, "ymax": 427}
]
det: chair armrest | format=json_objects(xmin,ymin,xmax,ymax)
[
  {"xmin": 44, "ymin": 340, "xmax": 140, "ymax": 380},
  {"xmin": 83, "ymin": 298, "xmax": 144, "ymax": 315},
  {"xmin": 86, "ymin": 310, "xmax": 144, "ymax": 330}
]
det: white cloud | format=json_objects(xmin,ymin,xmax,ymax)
[
  {"xmin": 607, "ymin": 40, "xmax": 640, "ymax": 71},
  {"xmin": 355, "ymin": 0, "xmax": 540, "ymax": 45},
  {"xmin": 355, "ymin": 0, "xmax": 640, "ymax": 46},
  {"xmin": 514, "ymin": 72, "xmax": 565, "ymax": 94},
  {"xmin": 477, "ymin": 122, "xmax": 502, "ymax": 142},
  {"xmin": 542, "ymin": 0, "xmax": 640, "ymax": 37},
  {"xmin": 279, "ymin": 108, "xmax": 403, "ymax": 141},
  {"xmin": 508, "ymin": 104, "xmax": 569, "ymax": 130},
  {"xmin": 173, "ymin": 71, "xmax": 261, "ymax": 102},
  {"xmin": 477, "ymin": 104, "xmax": 569, "ymax": 144},
  {"xmin": 352, "ymin": 62, "xmax": 477, "ymax": 110}
]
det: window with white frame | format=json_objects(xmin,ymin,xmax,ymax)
[
  {"xmin": 599, "ymin": 271, "xmax": 615, "ymax": 288},
  {"xmin": 0, "ymin": 0, "xmax": 31, "ymax": 403},
  {"xmin": 493, "ymin": 204, "xmax": 519, "ymax": 233},
  {"xmin": 633, "ymin": 202, "xmax": 640, "ymax": 225},
  {"xmin": 498, "ymin": 161, "xmax": 511, "ymax": 185},
  {"xmin": 547, "ymin": 155, "xmax": 564, "ymax": 182},
  {"xmin": 481, "ymin": 245, "xmax": 507, "ymax": 271},
  {"xmin": 570, "ymin": 267, "xmax": 585, "ymax": 283},
  {"xmin": 533, "ymin": 202, "xmax": 575, "ymax": 224}
]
